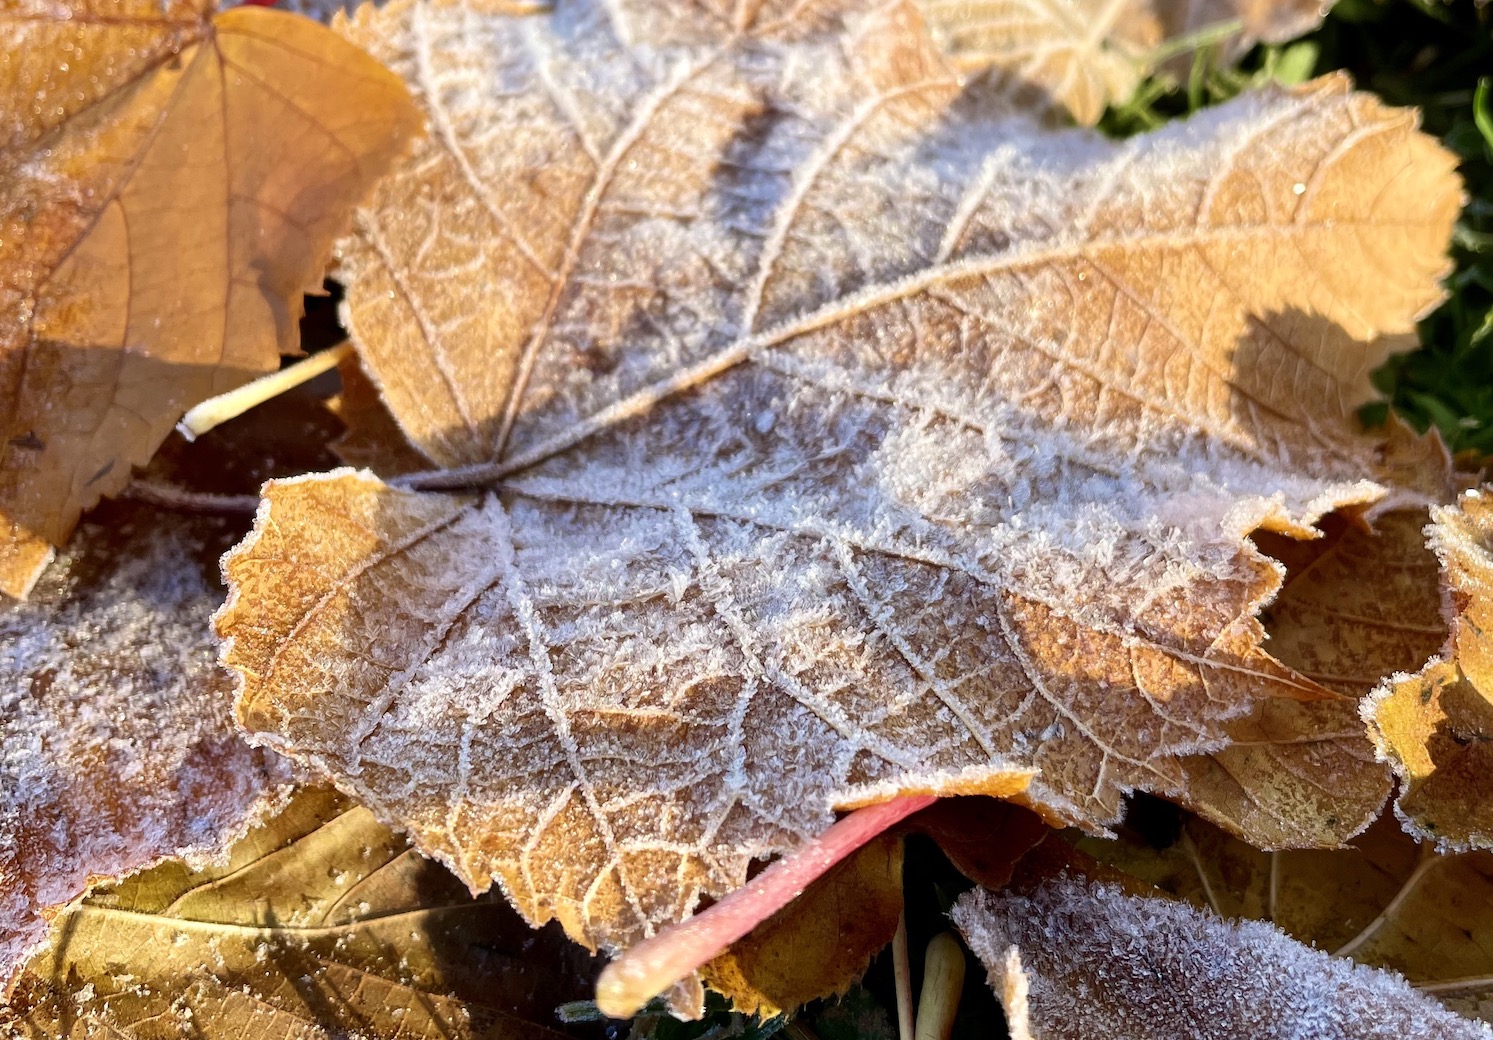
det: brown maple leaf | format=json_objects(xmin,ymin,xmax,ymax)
[
  {"xmin": 919, "ymin": 0, "xmax": 1333, "ymax": 125},
  {"xmin": 1179, "ymin": 503, "xmax": 1450, "ymax": 848},
  {"xmin": 0, "ymin": 0, "xmax": 421, "ymax": 598},
  {"xmin": 1366, "ymin": 488, "xmax": 1493, "ymax": 850},
  {"xmin": 216, "ymin": 0, "xmax": 1459, "ymax": 984}
]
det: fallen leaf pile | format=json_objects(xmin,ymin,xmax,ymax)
[{"xmin": 1, "ymin": 0, "xmax": 1488, "ymax": 1034}]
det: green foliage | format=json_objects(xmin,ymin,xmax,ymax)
[{"xmin": 1341, "ymin": 1, "xmax": 1493, "ymax": 456}]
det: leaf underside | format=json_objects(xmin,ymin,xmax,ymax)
[{"xmin": 214, "ymin": 0, "xmax": 1463, "ymax": 978}]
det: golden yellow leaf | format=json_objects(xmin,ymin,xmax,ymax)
[
  {"xmin": 217, "ymin": 0, "xmax": 1459, "ymax": 983},
  {"xmin": 0, "ymin": 0, "xmax": 421, "ymax": 598},
  {"xmin": 5, "ymin": 786, "xmax": 594, "ymax": 1039},
  {"xmin": 1180, "ymin": 506, "xmax": 1450, "ymax": 848},
  {"xmin": 919, "ymin": 0, "xmax": 1333, "ymax": 125},
  {"xmin": 1367, "ymin": 489, "xmax": 1493, "ymax": 850}
]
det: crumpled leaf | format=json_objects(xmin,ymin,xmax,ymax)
[
  {"xmin": 953, "ymin": 875, "xmax": 1493, "ymax": 1039},
  {"xmin": 701, "ymin": 833, "xmax": 904, "ymax": 1018},
  {"xmin": 1178, "ymin": 505, "xmax": 1450, "ymax": 848},
  {"xmin": 0, "ymin": 0, "xmax": 421, "ymax": 598},
  {"xmin": 1079, "ymin": 809, "xmax": 1493, "ymax": 1021},
  {"xmin": 0, "ymin": 499, "xmax": 289, "ymax": 994},
  {"xmin": 219, "ymin": 0, "xmax": 1459, "ymax": 969},
  {"xmin": 1366, "ymin": 488, "xmax": 1493, "ymax": 850},
  {"xmin": 5, "ymin": 786, "xmax": 596, "ymax": 1039},
  {"xmin": 919, "ymin": 0, "xmax": 1334, "ymax": 125}
]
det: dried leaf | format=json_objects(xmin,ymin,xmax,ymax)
[
  {"xmin": 5, "ymin": 786, "xmax": 596, "ymax": 1038},
  {"xmin": 1179, "ymin": 506, "xmax": 1449, "ymax": 848},
  {"xmin": 0, "ymin": 0, "xmax": 421, "ymax": 597},
  {"xmin": 1079, "ymin": 811, "xmax": 1493, "ymax": 1021},
  {"xmin": 919, "ymin": 0, "xmax": 1334, "ymax": 125},
  {"xmin": 953, "ymin": 875, "xmax": 1493, "ymax": 1039},
  {"xmin": 905, "ymin": 797, "xmax": 1052, "ymax": 889},
  {"xmin": 327, "ymin": 354, "xmax": 435, "ymax": 476},
  {"xmin": 1367, "ymin": 488, "xmax": 1493, "ymax": 850},
  {"xmin": 0, "ymin": 499, "xmax": 289, "ymax": 993},
  {"xmin": 701, "ymin": 833, "xmax": 904, "ymax": 1017},
  {"xmin": 221, "ymin": 0, "xmax": 1460, "ymax": 966}
]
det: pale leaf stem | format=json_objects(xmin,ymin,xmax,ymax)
[
  {"xmin": 176, "ymin": 341, "xmax": 352, "ymax": 441},
  {"xmin": 894, "ymin": 910, "xmax": 915, "ymax": 1040}
]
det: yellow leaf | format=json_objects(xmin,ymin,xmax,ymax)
[
  {"xmin": 1367, "ymin": 489, "xmax": 1493, "ymax": 850},
  {"xmin": 1181, "ymin": 506, "xmax": 1450, "ymax": 848}
]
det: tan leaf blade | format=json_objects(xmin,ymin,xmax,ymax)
[
  {"xmin": 953, "ymin": 875, "xmax": 1493, "ymax": 1039},
  {"xmin": 5, "ymin": 786, "xmax": 596, "ymax": 1038},
  {"xmin": 918, "ymin": 0, "xmax": 1335, "ymax": 125},
  {"xmin": 0, "ymin": 0, "xmax": 421, "ymax": 598},
  {"xmin": 1366, "ymin": 488, "xmax": 1493, "ymax": 850},
  {"xmin": 0, "ymin": 499, "xmax": 289, "ymax": 994},
  {"xmin": 1180, "ymin": 504, "xmax": 1450, "ymax": 848},
  {"xmin": 220, "ymin": 0, "xmax": 1459, "ymax": 972}
]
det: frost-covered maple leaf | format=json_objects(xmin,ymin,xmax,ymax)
[{"xmin": 214, "ymin": 0, "xmax": 1460, "ymax": 998}]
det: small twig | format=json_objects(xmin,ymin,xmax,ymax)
[
  {"xmin": 176, "ymin": 341, "xmax": 353, "ymax": 442},
  {"xmin": 594, "ymin": 795, "xmax": 937, "ymax": 1019},
  {"xmin": 1180, "ymin": 828, "xmax": 1222, "ymax": 917},
  {"xmin": 1415, "ymin": 975, "xmax": 1493, "ymax": 994},
  {"xmin": 893, "ymin": 910, "xmax": 915, "ymax": 1040},
  {"xmin": 122, "ymin": 480, "xmax": 260, "ymax": 515},
  {"xmin": 1334, "ymin": 844, "xmax": 1440, "ymax": 959},
  {"xmin": 1268, "ymin": 851, "xmax": 1280, "ymax": 924}
]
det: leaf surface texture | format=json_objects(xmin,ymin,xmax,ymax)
[{"xmin": 953, "ymin": 874, "xmax": 1493, "ymax": 1039}]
